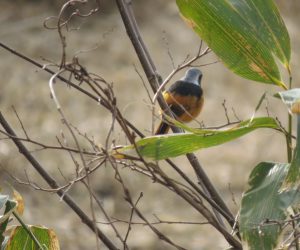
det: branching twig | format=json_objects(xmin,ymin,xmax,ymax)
[
  {"xmin": 113, "ymin": 163, "xmax": 187, "ymax": 250},
  {"xmin": 0, "ymin": 112, "xmax": 118, "ymax": 250},
  {"xmin": 0, "ymin": 42, "xmax": 144, "ymax": 139},
  {"xmin": 0, "ymin": 128, "xmax": 96, "ymax": 155},
  {"xmin": 152, "ymin": 45, "xmax": 211, "ymax": 103}
]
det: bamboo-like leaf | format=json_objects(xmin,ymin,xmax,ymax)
[
  {"xmin": 229, "ymin": 0, "xmax": 290, "ymax": 68},
  {"xmin": 240, "ymin": 162, "xmax": 299, "ymax": 249},
  {"xmin": 176, "ymin": 0, "xmax": 290, "ymax": 88},
  {"xmin": 115, "ymin": 117, "xmax": 279, "ymax": 160}
]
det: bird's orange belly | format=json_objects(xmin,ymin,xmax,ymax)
[{"xmin": 163, "ymin": 92, "xmax": 204, "ymax": 123}]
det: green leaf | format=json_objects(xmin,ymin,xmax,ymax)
[
  {"xmin": 117, "ymin": 117, "xmax": 279, "ymax": 160},
  {"xmin": 6, "ymin": 225, "xmax": 59, "ymax": 250},
  {"xmin": 240, "ymin": 162, "xmax": 299, "ymax": 250},
  {"xmin": 228, "ymin": 0, "xmax": 291, "ymax": 68},
  {"xmin": 283, "ymin": 142, "xmax": 300, "ymax": 190},
  {"xmin": 176, "ymin": 0, "xmax": 290, "ymax": 88}
]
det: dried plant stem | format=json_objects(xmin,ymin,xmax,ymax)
[
  {"xmin": 0, "ymin": 112, "xmax": 118, "ymax": 250},
  {"xmin": 0, "ymin": 42, "xmax": 143, "ymax": 139}
]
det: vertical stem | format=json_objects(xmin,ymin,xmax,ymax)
[
  {"xmin": 287, "ymin": 114, "xmax": 293, "ymax": 162},
  {"xmin": 287, "ymin": 75, "xmax": 293, "ymax": 162},
  {"xmin": 294, "ymin": 115, "xmax": 300, "ymax": 249},
  {"xmin": 296, "ymin": 115, "xmax": 300, "ymax": 151}
]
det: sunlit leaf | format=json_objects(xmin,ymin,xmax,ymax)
[
  {"xmin": 176, "ymin": 0, "xmax": 290, "ymax": 88},
  {"xmin": 229, "ymin": 0, "xmax": 291, "ymax": 68},
  {"xmin": 240, "ymin": 162, "xmax": 299, "ymax": 249},
  {"xmin": 6, "ymin": 226, "xmax": 60, "ymax": 250},
  {"xmin": 115, "ymin": 117, "xmax": 279, "ymax": 160}
]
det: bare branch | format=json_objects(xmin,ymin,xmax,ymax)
[{"xmin": 0, "ymin": 112, "xmax": 118, "ymax": 250}]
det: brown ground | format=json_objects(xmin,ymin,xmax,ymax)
[{"xmin": 1, "ymin": 1, "xmax": 300, "ymax": 249}]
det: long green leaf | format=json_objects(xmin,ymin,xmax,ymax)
[
  {"xmin": 176, "ymin": 0, "xmax": 289, "ymax": 88},
  {"xmin": 117, "ymin": 117, "xmax": 279, "ymax": 160},
  {"xmin": 240, "ymin": 162, "xmax": 299, "ymax": 249},
  {"xmin": 229, "ymin": 0, "xmax": 290, "ymax": 68}
]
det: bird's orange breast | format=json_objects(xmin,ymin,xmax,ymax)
[{"xmin": 163, "ymin": 91, "xmax": 204, "ymax": 123}]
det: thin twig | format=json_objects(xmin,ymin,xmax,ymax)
[
  {"xmin": 113, "ymin": 163, "xmax": 187, "ymax": 250},
  {"xmin": 82, "ymin": 180, "xmax": 127, "ymax": 249},
  {"xmin": 0, "ymin": 112, "xmax": 118, "ymax": 250},
  {"xmin": 0, "ymin": 128, "xmax": 96, "ymax": 155},
  {"xmin": 0, "ymin": 42, "xmax": 144, "ymax": 139},
  {"xmin": 152, "ymin": 46, "xmax": 211, "ymax": 103}
]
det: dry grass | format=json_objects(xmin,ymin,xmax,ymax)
[{"xmin": 1, "ymin": 1, "xmax": 300, "ymax": 249}]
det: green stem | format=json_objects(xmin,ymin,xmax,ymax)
[
  {"xmin": 287, "ymin": 113, "xmax": 293, "ymax": 162},
  {"xmin": 287, "ymin": 74, "xmax": 293, "ymax": 163},
  {"xmin": 13, "ymin": 212, "xmax": 45, "ymax": 250},
  {"xmin": 296, "ymin": 115, "xmax": 300, "ymax": 146},
  {"xmin": 295, "ymin": 115, "xmax": 300, "ymax": 250}
]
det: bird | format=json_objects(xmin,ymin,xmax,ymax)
[{"xmin": 155, "ymin": 68, "xmax": 204, "ymax": 135}]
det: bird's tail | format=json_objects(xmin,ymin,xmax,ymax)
[{"xmin": 155, "ymin": 121, "xmax": 170, "ymax": 135}]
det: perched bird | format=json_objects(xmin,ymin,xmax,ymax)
[{"xmin": 155, "ymin": 68, "xmax": 204, "ymax": 135}]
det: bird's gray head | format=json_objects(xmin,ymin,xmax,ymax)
[{"xmin": 181, "ymin": 68, "xmax": 202, "ymax": 85}]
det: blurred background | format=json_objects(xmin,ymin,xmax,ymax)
[{"xmin": 0, "ymin": 0, "xmax": 299, "ymax": 249}]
